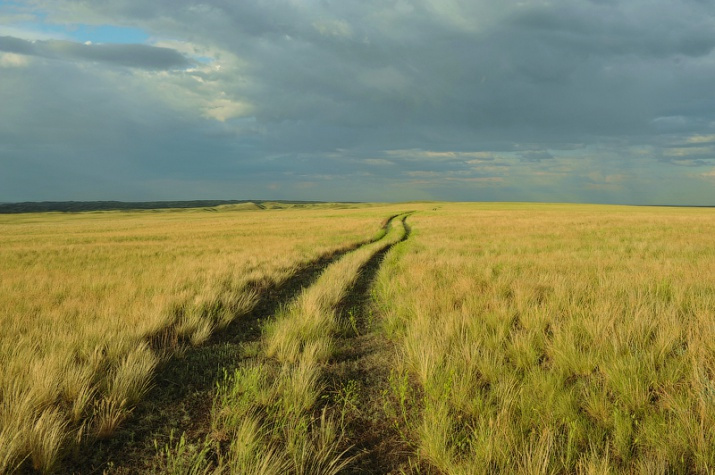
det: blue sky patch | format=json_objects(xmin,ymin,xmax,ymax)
[{"xmin": 0, "ymin": 2, "xmax": 150, "ymax": 44}]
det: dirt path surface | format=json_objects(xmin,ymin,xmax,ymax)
[
  {"xmin": 323, "ymin": 216, "xmax": 414, "ymax": 474},
  {"xmin": 60, "ymin": 214, "xmax": 413, "ymax": 474},
  {"xmin": 60, "ymin": 222, "xmax": 396, "ymax": 475}
]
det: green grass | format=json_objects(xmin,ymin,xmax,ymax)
[{"xmin": 374, "ymin": 203, "xmax": 715, "ymax": 473}]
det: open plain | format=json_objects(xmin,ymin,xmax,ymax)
[{"xmin": 1, "ymin": 202, "xmax": 714, "ymax": 473}]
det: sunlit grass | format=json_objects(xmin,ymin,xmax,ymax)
[
  {"xmin": 208, "ymin": 214, "xmax": 410, "ymax": 474},
  {"xmin": 7, "ymin": 201, "xmax": 714, "ymax": 473},
  {"xmin": 375, "ymin": 203, "xmax": 715, "ymax": 472},
  {"xmin": 0, "ymin": 205, "xmax": 390, "ymax": 472}
]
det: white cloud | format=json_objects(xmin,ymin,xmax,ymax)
[
  {"xmin": 663, "ymin": 146, "xmax": 714, "ymax": 157},
  {"xmin": 686, "ymin": 134, "xmax": 715, "ymax": 144},
  {"xmin": 203, "ymin": 98, "xmax": 253, "ymax": 122},
  {"xmin": 0, "ymin": 52, "xmax": 29, "ymax": 68}
]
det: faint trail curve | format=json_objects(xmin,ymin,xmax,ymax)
[
  {"xmin": 60, "ymin": 216, "xmax": 400, "ymax": 475},
  {"xmin": 323, "ymin": 214, "xmax": 414, "ymax": 474}
]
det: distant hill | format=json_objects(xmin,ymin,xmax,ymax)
[{"xmin": 0, "ymin": 200, "xmax": 341, "ymax": 214}]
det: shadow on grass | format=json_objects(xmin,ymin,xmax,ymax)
[{"xmin": 61, "ymin": 246, "xmax": 372, "ymax": 474}]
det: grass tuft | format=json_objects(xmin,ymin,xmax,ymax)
[{"xmin": 28, "ymin": 408, "xmax": 67, "ymax": 473}]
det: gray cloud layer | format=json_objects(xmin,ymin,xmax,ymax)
[
  {"xmin": 1, "ymin": 0, "xmax": 715, "ymax": 204},
  {"xmin": 0, "ymin": 35, "xmax": 190, "ymax": 69}
]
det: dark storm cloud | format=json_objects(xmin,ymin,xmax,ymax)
[
  {"xmin": 507, "ymin": 2, "xmax": 715, "ymax": 59},
  {"xmin": 3, "ymin": 0, "xmax": 715, "ymax": 203},
  {"xmin": 0, "ymin": 35, "xmax": 189, "ymax": 69},
  {"xmin": 20, "ymin": 1, "xmax": 715, "ymax": 137}
]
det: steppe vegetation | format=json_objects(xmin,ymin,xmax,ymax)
[
  {"xmin": 0, "ymin": 205, "xmax": 392, "ymax": 473},
  {"xmin": 374, "ymin": 203, "xmax": 715, "ymax": 473},
  {"xmin": 2, "ymin": 202, "xmax": 715, "ymax": 474}
]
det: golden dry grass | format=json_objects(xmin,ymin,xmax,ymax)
[
  {"xmin": 6, "ymin": 202, "xmax": 715, "ymax": 474},
  {"xmin": 0, "ymin": 205, "xmax": 390, "ymax": 472},
  {"xmin": 375, "ymin": 203, "xmax": 715, "ymax": 473}
]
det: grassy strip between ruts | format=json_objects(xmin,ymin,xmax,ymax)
[{"xmin": 153, "ymin": 214, "xmax": 410, "ymax": 474}]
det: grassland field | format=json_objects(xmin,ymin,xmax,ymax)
[{"xmin": 1, "ymin": 202, "xmax": 714, "ymax": 474}]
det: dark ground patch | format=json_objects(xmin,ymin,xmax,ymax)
[{"xmin": 321, "ymin": 216, "xmax": 417, "ymax": 474}]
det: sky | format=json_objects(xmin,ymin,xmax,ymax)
[{"xmin": 1, "ymin": 0, "xmax": 714, "ymax": 205}]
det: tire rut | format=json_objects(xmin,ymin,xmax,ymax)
[
  {"xmin": 323, "ymin": 215, "xmax": 414, "ymax": 474},
  {"xmin": 60, "ymin": 219, "xmax": 398, "ymax": 475}
]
